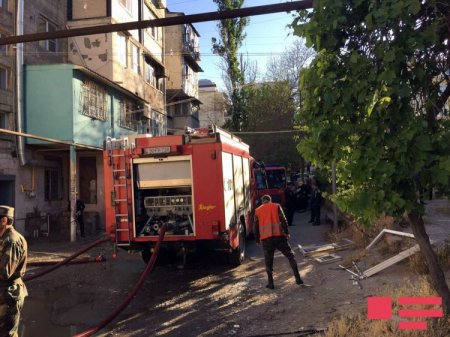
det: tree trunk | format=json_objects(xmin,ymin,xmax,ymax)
[{"xmin": 408, "ymin": 210, "xmax": 450, "ymax": 314}]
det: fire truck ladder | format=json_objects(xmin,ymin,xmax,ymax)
[{"xmin": 108, "ymin": 138, "xmax": 132, "ymax": 247}]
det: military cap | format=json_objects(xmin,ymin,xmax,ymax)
[{"xmin": 0, "ymin": 205, "xmax": 14, "ymax": 218}]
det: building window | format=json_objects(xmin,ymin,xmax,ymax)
[
  {"xmin": 131, "ymin": 43, "xmax": 140, "ymax": 73},
  {"xmin": 145, "ymin": 62, "xmax": 156, "ymax": 87},
  {"xmin": 119, "ymin": 0, "xmax": 132, "ymax": 12},
  {"xmin": 80, "ymin": 80, "xmax": 108, "ymax": 120},
  {"xmin": 0, "ymin": 0, "xmax": 8, "ymax": 11},
  {"xmin": 0, "ymin": 111, "xmax": 7, "ymax": 129},
  {"xmin": 145, "ymin": 10, "xmax": 159, "ymax": 40},
  {"xmin": 119, "ymin": 99, "xmax": 137, "ymax": 130},
  {"xmin": 0, "ymin": 66, "xmax": 7, "ymax": 90},
  {"xmin": 117, "ymin": 33, "xmax": 127, "ymax": 67},
  {"xmin": 38, "ymin": 16, "xmax": 57, "ymax": 52},
  {"xmin": 0, "ymin": 33, "xmax": 8, "ymax": 56},
  {"xmin": 45, "ymin": 168, "xmax": 61, "ymax": 201}
]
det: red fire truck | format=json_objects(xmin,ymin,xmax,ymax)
[
  {"xmin": 103, "ymin": 126, "xmax": 253, "ymax": 265},
  {"xmin": 253, "ymin": 162, "xmax": 287, "ymax": 208}
]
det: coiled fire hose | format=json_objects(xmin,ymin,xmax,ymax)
[
  {"xmin": 24, "ymin": 237, "xmax": 109, "ymax": 282},
  {"xmin": 73, "ymin": 225, "xmax": 167, "ymax": 337}
]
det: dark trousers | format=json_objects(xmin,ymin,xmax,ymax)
[
  {"xmin": 310, "ymin": 204, "xmax": 321, "ymax": 225},
  {"xmin": 262, "ymin": 236, "xmax": 299, "ymax": 275},
  {"xmin": 76, "ymin": 214, "xmax": 85, "ymax": 237},
  {"xmin": 286, "ymin": 207, "xmax": 295, "ymax": 226}
]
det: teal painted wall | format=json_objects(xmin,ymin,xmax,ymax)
[
  {"xmin": 25, "ymin": 64, "xmax": 140, "ymax": 148},
  {"xmin": 25, "ymin": 64, "xmax": 74, "ymax": 144}
]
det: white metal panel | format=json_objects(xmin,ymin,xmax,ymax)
[
  {"xmin": 242, "ymin": 157, "xmax": 251, "ymax": 214},
  {"xmin": 222, "ymin": 152, "xmax": 235, "ymax": 229},
  {"xmin": 233, "ymin": 154, "xmax": 245, "ymax": 221},
  {"xmin": 133, "ymin": 156, "xmax": 192, "ymax": 189}
]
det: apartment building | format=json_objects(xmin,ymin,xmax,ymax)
[
  {"xmin": 165, "ymin": 11, "xmax": 202, "ymax": 132},
  {"xmin": 0, "ymin": 0, "xmax": 168, "ymax": 239},
  {"xmin": 198, "ymin": 79, "xmax": 229, "ymax": 128}
]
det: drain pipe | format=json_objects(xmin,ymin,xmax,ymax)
[{"xmin": 16, "ymin": 0, "xmax": 26, "ymax": 166}]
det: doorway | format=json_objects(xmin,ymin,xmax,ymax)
[{"xmin": 0, "ymin": 175, "xmax": 15, "ymax": 206}]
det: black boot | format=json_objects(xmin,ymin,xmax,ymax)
[
  {"xmin": 266, "ymin": 272, "xmax": 274, "ymax": 289},
  {"xmin": 289, "ymin": 260, "xmax": 303, "ymax": 284}
]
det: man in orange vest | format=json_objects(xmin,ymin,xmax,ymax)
[{"xmin": 255, "ymin": 195, "xmax": 311, "ymax": 289}]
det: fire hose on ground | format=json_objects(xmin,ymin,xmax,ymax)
[
  {"xmin": 27, "ymin": 255, "xmax": 106, "ymax": 267},
  {"xmin": 24, "ymin": 236, "xmax": 110, "ymax": 282},
  {"xmin": 73, "ymin": 225, "xmax": 167, "ymax": 337}
]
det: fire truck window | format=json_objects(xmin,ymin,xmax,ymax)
[
  {"xmin": 79, "ymin": 157, "xmax": 97, "ymax": 204},
  {"xmin": 255, "ymin": 171, "xmax": 266, "ymax": 189}
]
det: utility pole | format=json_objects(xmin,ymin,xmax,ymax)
[{"xmin": 0, "ymin": 1, "xmax": 313, "ymax": 46}]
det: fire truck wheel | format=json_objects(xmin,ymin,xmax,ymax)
[{"xmin": 228, "ymin": 223, "xmax": 246, "ymax": 266}]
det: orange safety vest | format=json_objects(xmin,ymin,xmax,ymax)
[{"xmin": 255, "ymin": 202, "xmax": 285, "ymax": 240}]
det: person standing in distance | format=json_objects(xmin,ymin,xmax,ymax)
[
  {"xmin": 0, "ymin": 206, "xmax": 28, "ymax": 337},
  {"xmin": 254, "ymin": 195, "xmax": 311, "ymax": 289},
  {"xmin": 76, "ymin": 196, "xmax": 86, "ymax": 237}
]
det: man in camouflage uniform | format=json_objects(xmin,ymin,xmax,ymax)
[{"xmin": 0, "ymin": 206, "xmax": 28, "ymax": 337}]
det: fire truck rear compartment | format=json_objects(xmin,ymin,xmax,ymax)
[
  {"xmin": 134, "ymin": 187, "xmax": 194, "ymax": 237},
  {"xmin": 132, "ymin": 156, "xmax": 194, "ymax": 237}
]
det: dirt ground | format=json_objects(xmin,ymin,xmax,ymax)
[{"xmin": 20, "ymin": 205, "xmax": 450, "ymax": 337}]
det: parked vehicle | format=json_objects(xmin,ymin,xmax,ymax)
[
  {"xmin": 252, "ymin": 162, "xmax": 287, "ymax": 208},
  {"xmin": 103, "ymin": 126, "xmax": 253, "ymax": 265}
]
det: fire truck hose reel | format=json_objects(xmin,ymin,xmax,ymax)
[{"xmin": 73, "ymin": 225, "xmax": 167, "ymax": 337}]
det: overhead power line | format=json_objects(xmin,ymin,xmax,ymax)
[{"xmin": 0, "ymin": 1, "xmax": 313, "ymax": 46}]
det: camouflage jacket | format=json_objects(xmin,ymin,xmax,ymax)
[{"xmin": 0, "ymin": 227, "xmax": 27, "ymax": 293}]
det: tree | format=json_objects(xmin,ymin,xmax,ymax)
[
  {"xmin": 238, "ymin": 81, "xmax": 302, "ymax": 168},
  {"xmin": 293, "ymin": 0, "xmax": 450, "ymax": 313},
  {"xmin": 265, "ymin": 39, "xmax": 315, "ymax": 96},
  {"xmin": 212, "ymin": 0, "xmax": 249, "ymax": 131}
]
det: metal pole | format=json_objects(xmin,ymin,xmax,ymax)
[
  {"xmin": 332, "ymin": 161, "xmax": 338, "ymax": 232},
  {"xmin": 70, "ymin": 146, "xmax": 77, "ymax": 242},
  {"xmin": 0, "ymin": 1, "xmax": 314, "ymax": 46},
  {"xmin": 0, "ymin": 128, "xmax": 102, "ymax": 150}
]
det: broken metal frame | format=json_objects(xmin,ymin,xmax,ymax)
[
  {"xmin": 314, "ymin": 253, "xmax": 342, "ymax": 264},
  {"xmin": 298, "ymin": 238, "xmax": 354, "ymax": 257},
  {"xmin": 366, "ymin": 229, "xmax": 415, "ymax": 250},
  {"xmin": 341, "ymin": 228, "xmax": 436, "ymax": 279}
]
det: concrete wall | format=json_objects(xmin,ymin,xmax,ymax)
[
  {"xmin": 25, "ymin": 64, "xmax": 74, "ymax": 143},
  {"xmin": 68, "ymin": 0, "xmax": 165, "ymax": 113},
  {"xmin": 72, "ymin": 0, "xmax": 107, "ymax": 19},
  {"xmin": 25, "ymin": 64, "xmax": 142, "ymax": 148},
  {"xmin": 23, "ymin": 0, "xmax": 68, "ymax": 64},
  {"xmin": 165, "ymin": 20, "xmax": 183, "ymax": 90}
]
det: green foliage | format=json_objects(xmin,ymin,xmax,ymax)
[
  {"xmin": 212, "ymin": 0, "xmax": 249, "ymax": 130},
  {"xmin": 292, "ymin": 0, "xmax": 450, "ymax": 225},
  {"xmin": 235, "ymin": 81, "xmax": 303, "ymax": 168}
]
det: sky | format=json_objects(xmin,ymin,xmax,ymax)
[{"xmin": 166, "ymin": 0, "xmax": 301, "ymax": 91}]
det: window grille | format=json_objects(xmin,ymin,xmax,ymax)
[
  {"xmin": 119, "ymin": 99, "xmax": 137, "ymax": 130},
  {"xmin": 80, "ymin": 80, "xmax": 108, "ymax": 120}
]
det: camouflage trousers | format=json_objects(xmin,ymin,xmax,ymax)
[{"xmin": 0, "ymin": 283, "xmax": 27, "ymax": 337}]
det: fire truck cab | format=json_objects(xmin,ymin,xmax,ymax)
[
  {"xmin": 253, "ymin": 163, "xmax": 287, "ymax": 208},
  {"xmin": 103, "ymin": 126, "xmax": 253, "ymax": 265}
]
